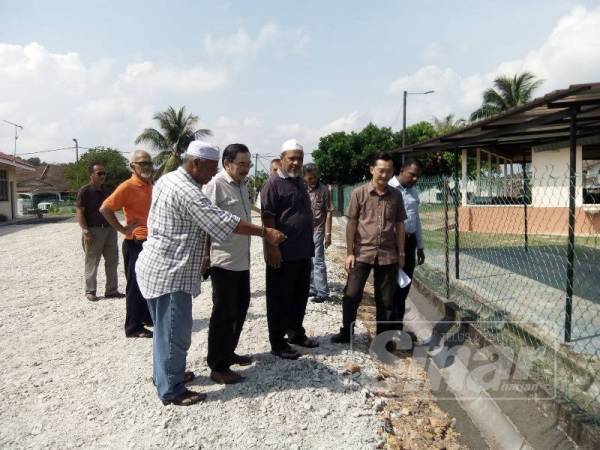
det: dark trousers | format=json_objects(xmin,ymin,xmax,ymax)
[
  {"xmin": 123, "ymin": 239, "xmax": 152, "ymax": 336},
  {"xmin": 393, "ymin": 234, "xmax": 417, "ymax": 328},
  {"xmin": 207, "ymin": 267, "xmax": 251, "ymax": 371},
  {"xmin": 342, "ymin": 261, "xmax": 398, "ymax": 335},
  {"xmin": 266, "ymin": 259, "xmax": 311, "ymax": 351}
]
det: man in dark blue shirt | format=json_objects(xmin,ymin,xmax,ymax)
[{"xmin": 261, "ymin": 139, "xmax": 317, "ymax": 359}]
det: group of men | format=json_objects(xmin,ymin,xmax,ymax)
[{"xmin": 76, "ymin": 138, "xmax": 425, "ymax": 407}]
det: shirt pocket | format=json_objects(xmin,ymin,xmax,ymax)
[{"xmin": 383, "ymin": 199, "xmax": 396, "ymax": 222}]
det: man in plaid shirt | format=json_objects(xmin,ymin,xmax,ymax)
[{"xmin": 136, "ymin": 141, "xmax": 285, "ymax": 406}]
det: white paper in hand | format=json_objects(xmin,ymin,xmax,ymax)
[{"xmin": 397, "ymin": 269, "xmax": 411, "ymax": 288}]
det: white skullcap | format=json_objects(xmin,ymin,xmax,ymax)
[
  {"xmin": 281, "ymin": 139, "xmax": 303, "ymax": 153},
  {"xmin": 185, "ymin": 140, "xmax": 220, "ymax": 161}
]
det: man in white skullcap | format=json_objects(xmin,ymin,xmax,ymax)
[
  {"xmin": 261, "ymin": 139, "xmax": 317, "ymax": 360},
  {"xmin": 136, "ymin": 141, "xmax": 286, "ymax": 406}
]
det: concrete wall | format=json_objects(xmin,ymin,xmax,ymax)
[
  {"xmin": 458, "ymin": 205, "xmax": 600, "ymax": 235},
  {"xmin": 0, "ymin": 164, "xmax": 16, "ymax": 220},
  {"xmin": 530, "ymin": 145, "xmax": 583, "ymax": 207}
]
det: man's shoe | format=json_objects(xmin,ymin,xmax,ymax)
[
  {"xmin": 85, "ymin": 292, "xmax": 98, "ymax": 302},
  {"xmin": 105, "ymin": 291, "xmax": 125, "ymax": 299},
  {"xmin": 311, "ymin": 296, "xmax": 327, "ymax": 303},
  {"xmin": 231, "ymin": 353, "xmax": 253, "ymax": 366},
  {"xmin": 126, "ymin": 328, "xmax": 153, "ymax": 338},
  {"xmin": 289, "ymin": 335, "xmax": 319, "ymax": 348},
  {"xmin": 331, "ymin": 328, "xmax": 351, "ymax": 344},
  {"xmin": 161, "ymin": 389, "xmax": 206, "ymax": 406},
  {"xmin": 210, "ymin": 369, "xmax": 245, "ymax": 385},
  {"xmin": 270, "ymin": 345, "xmax": 301, "ymax": 360}
]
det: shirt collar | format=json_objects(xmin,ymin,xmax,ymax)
[
  {"xmin": 221, "ymin": 170, "xmax": 247, "ymax": 186},
  {"xmin": 368, "ymin": 182, "xmax": 390, "ymax": 196},
  {"xmin": 177, "ymin": 166, "xmax": 202, "ymax": 189},
  {"xmin": 277, "ymin": 167, "xmax": 289, "ymax": 179},
  {"xmin": 130, "ymin": 173, "xmax": 151, "ymax": 187}
]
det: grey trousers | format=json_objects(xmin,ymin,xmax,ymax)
[{"xmin": 82, "ymin": 226, "xmax": 119, "ymax": 294}]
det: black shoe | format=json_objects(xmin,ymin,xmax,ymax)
[
  {"xmin": 331, "ymin": 328, "xmax": 351, "ymax": 344},
  {"xmin": 85, "ymin": 292, "xmax": 99, "ymax": 302},
  {"xmin": 311, "ymin": 296, "xmax": 327, "ymax": 303},
  {"xmin": 271, "ymin": 345, "xmax": 301, "ymax": 360},
  {"xmin": 231, "ymin": 353, "xmax": 253, "ymax": 366},
  {"xmin": 289, "ymin": 335, "xmax": 319, "ymax": 348},
  {"xmin": 104, "ymin": 291, "xmax": 125, "ymax": 299}
]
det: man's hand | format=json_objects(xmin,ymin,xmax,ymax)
[
  {"xmin": 398, "ymin": 253, "xmax": 406, "ymax": 269},
  {"xmin": 266, "ymin": 245, "xmax": 283, "ymax": 269},
  {"xmin": 417, "ymin": 249, "xmax": 425, "ymax": 265},
  {"xmin": 83, "ymin": 230, "xmax": 93, "ymax": 242},
  {"xmin": 122, "ymin": 220, "xmax": 140, "ymax": 236},
  {"xmin": 324, "ymin": 233, "xmax": 332, "ymax": 249},
  {"xmin": 264, "ymin": 227, "xmax": 286, "ymax": 246},
  {"xmin": 345, "ymin": 255, "xmax": 356, "ymax": 273}
]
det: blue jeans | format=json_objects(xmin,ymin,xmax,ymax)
[
  {"xmin": 310, "ymin": 229, "xmax": 329, "ymax": 297},
  {"xmin": 146, "ymin": 291, "xmax": 192, "ymax": 401}
]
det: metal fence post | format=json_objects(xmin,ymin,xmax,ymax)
[
  {"xmin": 454, "ymin": 147, "xmax": 460, "ymax": 280},
  {"xmin": 443, "ymin": 177, "xmax": 450, "ymax": 299},
  {"xmin": 565, "ymin": 106, "xmax": 578, "ymax": 343},
  {"xmin": 522, "ymin": 161, "xmax": 529, "ymax": 252}
]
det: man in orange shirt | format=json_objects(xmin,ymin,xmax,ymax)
[{"xmin": 100, "ymin": 150, "xmax": 154, "ymax": 338}]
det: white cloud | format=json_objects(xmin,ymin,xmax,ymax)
[
  {"xmin": 387, "ymin": 5, "xmax": 600, "ymax": 123},
  {"xmin": 0, "ymin": 42, "xmax": 226, "ymax": 161},
  {"xmin": 119, "ymin": 61, "xmax": 226, "ymax": 94},
  {"xmin": 204, "ymin": 24, "xmax": 310, "ymax": 61}
]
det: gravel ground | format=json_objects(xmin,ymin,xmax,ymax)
[{"xmin": 0, "ymin": 217, "xmax": 391, "ymax": 449}]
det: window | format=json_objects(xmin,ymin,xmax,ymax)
[{"xmin": 0, "ymin": 170, "xmax": 8, "ymax": 201}]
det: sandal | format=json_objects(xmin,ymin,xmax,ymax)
[{"xmin": 161, "ymin": 389, "xmax": 206, "ymax": 406}]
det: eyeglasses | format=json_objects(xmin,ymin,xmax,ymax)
[
  {"xmin": 95, "ymin": 172, "xmax": 106, "ymax": 176},
  {"xmin": 231, "ymin": 162, "xmax": 254, "ymax": 169},
  {"xmin": 132, "ymin": 161, "xmax": 153, "ymax": 168}
]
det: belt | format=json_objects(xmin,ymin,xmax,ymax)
[
  {"xmin": 405, "ymin": 233, "xmax": 416, "ymax": 239},
  {"xmin": 90, "ymin": 224, "xmax": 111, "ymax": 229}
]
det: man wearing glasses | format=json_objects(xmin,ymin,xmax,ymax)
[
  {"xmin": 203, "ymin": 143, "xmax": 254, "ymax": 384},
  {"xmin": 100, "ymin": 150, "xmax": 154, "ymax": 338},
  {"xmin": 76, "ymin": 163, "xmax": 123, "ymax": 302}
]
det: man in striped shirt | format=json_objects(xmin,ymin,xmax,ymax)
[{"xmin": 136, "ymin": 141, "xmax": 285, "ymax": 406}]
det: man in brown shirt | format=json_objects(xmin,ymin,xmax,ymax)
[
  {"xmin": 303, "ymin": 163, "xmax": 333, "ymax": 302},
  {"xmin": 331, "ymin": 152, "xmax": 406, "ymax": 343}
]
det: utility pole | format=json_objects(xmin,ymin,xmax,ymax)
[
  {"xmin": 73, "ymin": 138, "xmax": 80, "ymax": 187},
  {"xmin": 72, "ymin": 138, "xmax": 79, "ymax": 162},
  {"xmin": 3, "ymin": 120, "xmax": 24, "ymax": 159},
  {"xmin": 254, "ymin": 153, "xmax": 259, "ymax": 201},
  {"xmin": 401, "ymin": 90, "xmax": 435, "ymax": 149}
]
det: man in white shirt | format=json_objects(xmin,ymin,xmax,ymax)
[
  {"xmin": 203, "ymin": 144, "xmax": 254, "ymax": 385},
  {"xmin": 388, "ymin": 158, "xmax": 425, "ymax": 329},
  {"xmin": 136, "ymin": 141, "xmax": 285, "ymax": 406}
]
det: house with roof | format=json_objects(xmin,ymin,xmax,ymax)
[
  {"xmin": 395, "ymin": 82, "xmax": 600, "ymax": 236},
  {"xmin": 16, "ymin": 163, "xmax": 74, "ymax": 210},
  {"xmin": 0, "ymin": 152, "xmax": 35, "ymax": 221}
]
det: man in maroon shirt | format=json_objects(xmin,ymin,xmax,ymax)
[
  {"xmin": 331, "ymin": 153, "xmax": 406, "ymax": 344},
  {"xmin": 261, "ymin": 139, "xmax": 317, "ymax": 359}
]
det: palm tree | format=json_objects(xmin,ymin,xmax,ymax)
[
  {"xmin": 432, "ymin": 114, "xmax": 466, "ymax": 135},
  {"xmin": 135, "ymin": 106, "xmax": 211, "ymax": 177},
  {"xmin": 470, "ymin": 72, "xmax": 543, "ymax": 121}
]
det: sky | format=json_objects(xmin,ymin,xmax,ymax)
[{"xmin": 1, "ymin": 0, "xmax": 600, "ymax": 169}]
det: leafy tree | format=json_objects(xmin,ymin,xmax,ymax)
[
  {"xmin": 247, "ymin": 170, "xmax": 269, "ymax": 201},
  {"xmin": 432, "ymin": 114, "xmax": 466, "ymax": 135},
  {"xmin": 26, "ymin": 157, "xmax": 45, "ymax": 166},
  {"xmin": 135, "ymin": 106, "xmax": 211, "ymax": 177},
  {"xmin": 470, "ymin": 72, "xmax": 543, "ymax": 121},
  {"xmin": 64, "ymin": 147, "xmax": 130, "ymax": 190}
]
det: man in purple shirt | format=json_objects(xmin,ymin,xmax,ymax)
[{"xmin": 261, "ymin": 139, "xmax": 318, "ymax": 359}]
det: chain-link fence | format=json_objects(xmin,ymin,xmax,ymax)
[{"xmin": 334, "ymin": 172, "xmax": 600, "ymax": 424}]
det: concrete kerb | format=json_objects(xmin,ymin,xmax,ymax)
[{"xmin": 411, "ymin": 275, "xmax": 600, "ymax": 448}]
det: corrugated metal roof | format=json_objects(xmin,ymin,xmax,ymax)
[{"xmin": 392, "ymin": 82, "xmax": 600, "ymax": 159}]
